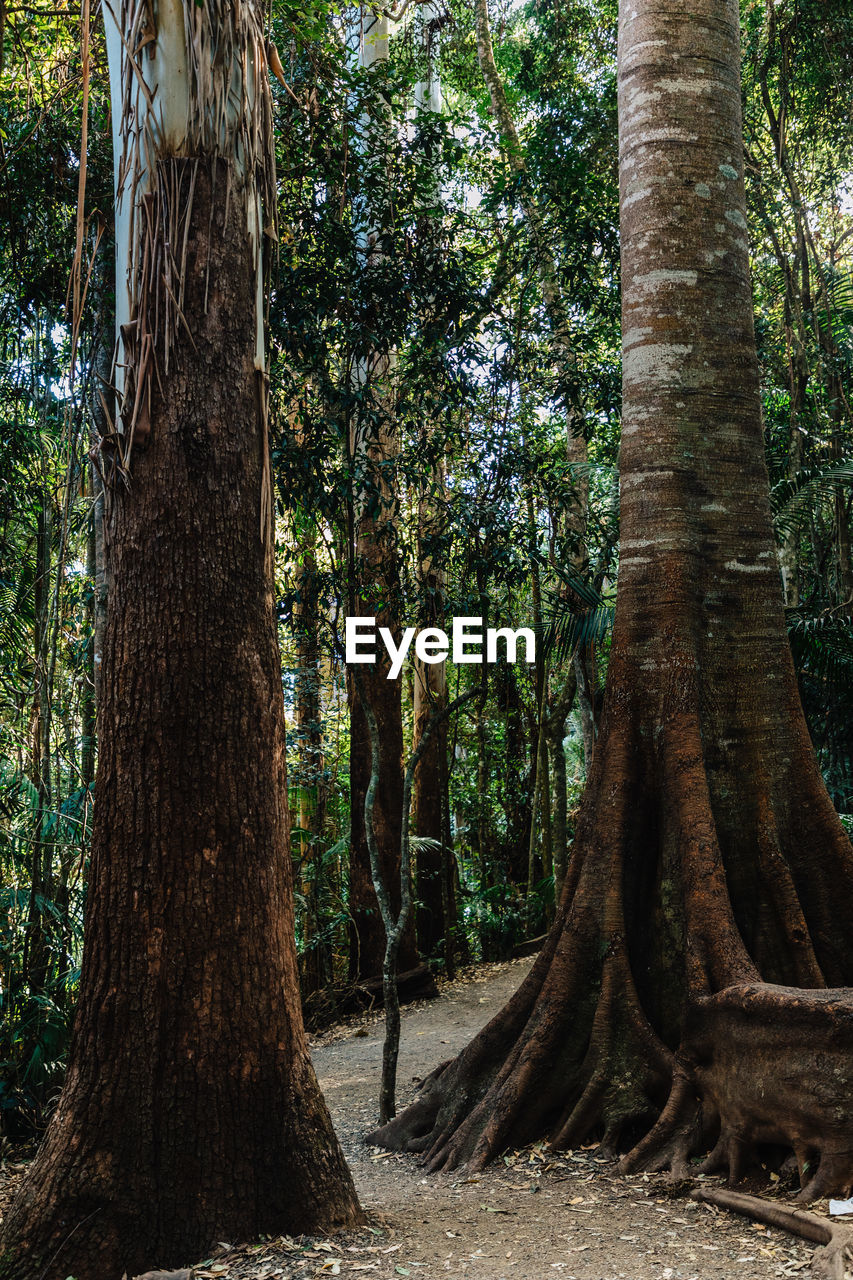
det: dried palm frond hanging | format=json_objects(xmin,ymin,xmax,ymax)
[{"xmin": 103, "ymin": 0, "xmax": 277, "ymax": 525}]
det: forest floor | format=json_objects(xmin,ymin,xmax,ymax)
[
  {"xmin": 180, "ymin": 957, "xmax": 818, "ymax": 1280},
  {"xmin": 0, "ymin": 958, "xmax": 829, "ymax": 1280}
]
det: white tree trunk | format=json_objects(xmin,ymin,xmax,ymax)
[{"xmin": 102, "ymin": 0, "xmax": 268, "ymax": 438}]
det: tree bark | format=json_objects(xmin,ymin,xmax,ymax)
[
  {"xmin": 367, "ymin": 0, "xmax": 853, "ymax": 1199},
  {"xmin": 0, "ymin": 13, "xmax": 362, "ymax": 1272}
]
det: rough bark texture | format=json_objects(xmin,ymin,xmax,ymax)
[
  {"xmin": 0, "ymin": 160, "xmax": 361, "ymax": 1280},
  {"xmin": 368, "ymin": 0, "xmax": 853, "ymax": 1199}
]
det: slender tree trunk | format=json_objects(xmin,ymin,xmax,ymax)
[
  {"xmin": 294, "ymin": 544, "xmax": 333, "ymax": 997},
  {"xmin": 90, "ymin": 298, "xmax": 111, "ymax": 711},
  {"xmin": 524, "ymin": 484, "xmax": 551, "ymax": 908},
  {"xmin": 346, "ymin": 7, "xmax": 423, "ymax": 986},
  {"xmin": 412, "ymin": 448, "xmax": 455, "ymax": 966},
  {"xmin": 22, "ymin": 452, "xmax": 52, "ymax": 1033},
  {"xmin": 410, "ymin": 12, "xmax": 454, "ymax": 967},
  {"xmin": 497, "ymin": 662, "xmax": 530, "ymax": 884},
  {"xmin": 368, "ymin": 0, "xmax": 853, "ymax": 1202},
  {"xmin": 82, "ymin": 301, "xmax": 111, "ymax": 788},
  {"xmin": 545, "ymin": 665, "xmax": 577, "ymax": 898},
  {"xmin": 413, "ymin": 653, "xmax": 452, "ymax": 961},
  {"xmin": 828, "ymin": 374, "xmax": 853, "ymax": 610},
  {"xmin": 81, "ymin": 506, "xmax": 97, "ymax": 789},
  {"xmin": 574, "ymin": 644, "xmax": 597, "ymax": 769},
  {"xmin": 544, "ymin": 425, "xmax": 587, "ymax": 896},
  {"xmin": 349, "ymin": 669, "xmax": 422, "ymax": 980},
  {"xmin": 474, "ymin": 687, "xmax": 490, "ymax": 887},
  {"xmin": 779, "ymin": 294, "xmax": 808, "ymax": 607}
]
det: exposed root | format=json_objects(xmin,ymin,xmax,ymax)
[
  {"xmin": 619, "ymin": 1065, "xmax": 702, "ymax": 1180},
  {"xmin": 548, "ymin": 946, "xmax": 672, "ymax": 1155},
  {"xmin": 368, "ymin": 935, "xmax": 672, "ymax": 1173},
  {"xmin": 691, "ymin": 1186, "xmax": 853, "ymax": 1280},
  {"xmin": 619, "ymin": 984, "xmax": 853, "ymax": 1206},
  {"xmin": 365, "ymin": 931, "xmax": 561, "ymax": 1158},
  {"xmin": 367, "ymin": 698, "xmax": 853, "ymax": 1195}
]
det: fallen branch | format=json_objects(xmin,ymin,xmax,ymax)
[{"xmin": 691, "ymin": 1185, "xmax": 853, "ymax": 1280}]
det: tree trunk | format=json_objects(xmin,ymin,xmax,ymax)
[
  {"xmin": 348, "ymin": 665, "xmax": 422, "ymax": 982},
  {"xmin": 496, "ymin": 662, "xmax": 530, "ymax": 885},
  {"xmin": 545, "ymin": 664, "xmax": 577, "ymax": 899},
  {"xmin": 346, "ymin": 7, "xmax": 424, "ymax": 988},
  {"xmin": 367, "ymin": 0, "xmax": 853, "ymax": 1201},
  {"xmin": 0, "ymin": 8, "xmax": 361, "ymax": 1274},
  {"xmin": 82, "ymin": 301, "xmax": 111, "ymax": 788},
  {"xmin": 413, "ymin": 654, "xmax": 453, "ymax": 962},
  {"xmin": 294, "ymin": 544, "xmax": 332, "ymax": 997},
  {"xmin": 22, "ymin": 439, "xmax": 53, "ymax": 1048},
  {"xmin": 412, "ymin": 441, "xmax": 455, "ymax": 966},
  {"xmin": 473, "ymin": 686, "xmax": 491, "ymax": 887}
]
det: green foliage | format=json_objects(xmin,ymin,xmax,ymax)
[
  {"xmin": 787, "ymin": 608, "xmax": 853, "ymax": 808},
  {"xmin": 1, "ymin": 0, "xmax": 851, "ymax": 1085}
]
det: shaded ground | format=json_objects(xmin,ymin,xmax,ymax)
[
  {"xmin": 302, "ymin": 958, "xmax": 816, "ymax": 1280},
  {"xmin": 0, "ymin": 959, "xmax": 830, "ymax": 1278}
]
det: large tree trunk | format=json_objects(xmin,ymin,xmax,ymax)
[
  {"xmin": 368, "ymin": 0, "xmax": 853, "ymax": 1201},
  {"xmin": 0, "ymin": 8, "xmax": 361, "ymax": 1275},
  {"xmin": 0, "ymin": 156, "xmax": 361, "ymax": 1280}
]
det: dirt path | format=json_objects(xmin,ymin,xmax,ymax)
[
  {"xmin": 0, "ymin": 959, "xmax": 822, "ymax": 1279},
  {"xmin": 300, "ymin": 957, "xmax": 814, "ymax": 1280}
]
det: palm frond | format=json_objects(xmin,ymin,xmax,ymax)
[
  {"xmin": 542, "ymin": 573, "xmax": 614, "ymax": 665},
  {"xmin": 787, "ymin": 606, "xmax": 853, "ymax": 810},
  {"xmin": 772, "ymin": 463, "xmax": 853, "ymax": 539}
]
